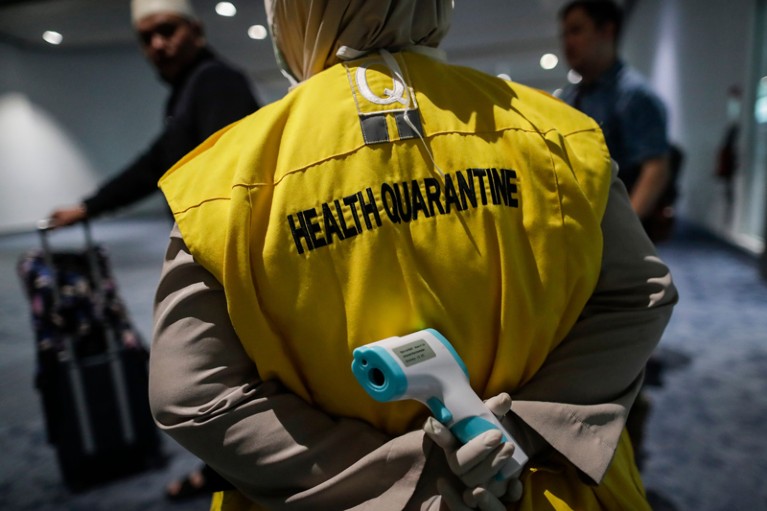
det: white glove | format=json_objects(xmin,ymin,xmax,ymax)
[{"xmin": 423, "ymin": 393, "xmax": 523, "ymax": 510}]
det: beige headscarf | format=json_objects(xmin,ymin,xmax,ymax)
[{"xmin": 264, "ymin": 0, "xmax": 453, "ymax": 84}]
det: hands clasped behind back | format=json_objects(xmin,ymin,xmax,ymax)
[{"xmin": 423, "ymin": 393, "xmax": 523, "ymax": 510}]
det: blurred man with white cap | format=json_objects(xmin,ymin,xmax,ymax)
[
  {"xmin": 49, "ymin": 0, "xmax": 259, "ymax": 227},
  {"xmin": 48, "ymin": 0, "xmax": 258, "ymax": 501}
]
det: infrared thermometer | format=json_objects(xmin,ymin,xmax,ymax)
[{"xmin": 351, "ymin": 328, "xmax": 528, "ymax": 479}]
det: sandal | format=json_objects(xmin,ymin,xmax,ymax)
[{"xmin": 165, "ymin": 470, "xmax": 210, "ymax": 501}]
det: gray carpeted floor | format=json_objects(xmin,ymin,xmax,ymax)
[
  {"xmin": 641, "ymin": 225, "xmax": 767, "ymax": 511},
  {"xmin": 1, "ymin": 215, "xmax": 766, "ymax": 510}
]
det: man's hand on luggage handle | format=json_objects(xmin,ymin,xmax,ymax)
[{"xmin": 50, "ymin": 204, "xmax": 87, "ymax": 228}]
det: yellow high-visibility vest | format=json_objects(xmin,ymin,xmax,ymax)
[{"xmin": 161, "ymin": 51, "xmax": 648, "ymax": 511}]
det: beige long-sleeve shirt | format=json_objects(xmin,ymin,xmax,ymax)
[{"xmin": 149, "ymin": 167, "xmax": 677, "ymax": 509}]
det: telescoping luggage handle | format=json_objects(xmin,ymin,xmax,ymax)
[
  {"xmin": 36, "ymin": 219, "xmax": 137, "ymax": 453},
  {"xmin": 36, "ymin": 219, "xmax": 101, "ymax": 307}
]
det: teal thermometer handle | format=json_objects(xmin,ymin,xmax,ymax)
[{"xmin": 351, "ymin": 329, "xmax": 528, "ymax": 479}]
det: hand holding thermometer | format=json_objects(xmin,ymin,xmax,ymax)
[{"xmin": 351, "ymin": 328, "xmax": 528, "ymax": 479}]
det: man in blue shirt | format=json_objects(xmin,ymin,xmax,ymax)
[
  {"xmin": 559, "ymin": 0, "xmax": 670, "ymax": 223},
  {"xmin": 558, "ymin": 0, "xmax": 673, "ymax": 470}
]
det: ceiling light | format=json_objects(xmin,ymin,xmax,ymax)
[
  {"xmin": 248, "ymin": 25, "xmax": 268, "ymax": 40},
  {"xmin": 540, "ymin": 53, "xmax": 559, "ymax": 70},
  {"xmin": 497, "ymin": 73, "xmax": 511, "ymax": 81},
  {"xmin": 567, "ymin": 70, "xmax": 582, "ymax": 84},
  {"xmin": 215, "ymin": 2, "xmax": 237, "ymax": 17},
  {"xmin": 42, "ymin": 31, "xmax": 63, "ymax": 45}
]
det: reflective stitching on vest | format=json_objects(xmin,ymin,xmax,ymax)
[
  {"xmin": 395, "ymin": 111, "xmax": 422, "ymax": 141},
  {"xmin": 360, "ymin": 114, "xmax": 390, "ymax": 144}
]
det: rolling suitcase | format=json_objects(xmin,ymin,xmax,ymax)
[{"xmin": 16, "ymin": 220, "xmax": 163, "ymax": 491}]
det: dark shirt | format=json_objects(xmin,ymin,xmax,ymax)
[
  {"xmin": 84, "ymin": 48, "xmax": 258, "ymax": 216},
  {"xmin": 560, "ymin": 60, "xmax": 669, "ymax": 193}
]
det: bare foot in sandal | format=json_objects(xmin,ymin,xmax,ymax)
[{"xmin": 165, "ymin": 469, "xmax": 207, "ymax": 501}]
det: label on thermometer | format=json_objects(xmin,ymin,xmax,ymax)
[{"xmin": 393, "ymin": 339, "xmax": 436, "ymax": 366}]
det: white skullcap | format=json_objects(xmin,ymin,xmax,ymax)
[{"xmin": 131, "ymin": 0, "xmax": 198, "ymax": 25}]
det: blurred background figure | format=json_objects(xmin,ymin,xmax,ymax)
[
  {"xmin": 557, "ymin": 0, "xmax": 673, "ymax": 469},
  {"xmin": 558, "ymin": 0, "xmax": 670, "ymax": 234},
  {"xmin": 47, "ymin": 0, "xmax": 259, "ymax": 501},
  {"xmin": 48, "ymin": 0, "xmax": 259, "ymax": 227},
  {"xmin": 715, "ymin": 85, "xmax": 743, "ymax": 225}
]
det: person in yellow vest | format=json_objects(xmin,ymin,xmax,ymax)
[{"xmin": 149, "ymin": 1, "xmax": 678, "ymax": 510}]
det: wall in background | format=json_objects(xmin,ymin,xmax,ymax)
[
  {"xmin": 0, "ymin": 42, "xmax": 169, "ymax": 232},
  {"xmin": 623, "ymin": 0, "xmax": 763, "ymax": 253}
]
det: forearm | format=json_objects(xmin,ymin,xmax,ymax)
[
  {"xmin": 630, "ymin": 156, "xmax": 669, "ymax": 219},
  {"xmin": 158, "ymin": 380, "xmax": 431, "ymax": 509},
  {"xmin": 83, "ymin": 153, "xmax": 161, "ymax": 217},
  {"xmin": 509, "ymin": 167, "xmax": 677, "ymax": 482},
  {"xmin": 150, "ymin": 226, "xmax": 443, "ymax": 509},
  {"xmin": 85, "ymin": 103, "xmax": 218, "ymax": 217}
]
